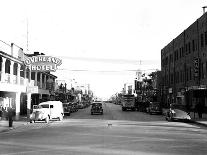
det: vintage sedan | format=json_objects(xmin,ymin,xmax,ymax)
[
  {"xmin": 165, "ymin": 104, "xmax": 191, "ymax": 121},
  {"xmin": 63, "ymin": 103, "xmax": 71, "ymax": 116},
  {"xmin": 91, "ymin": 102, "xmax": 103, "ymax": 115}
]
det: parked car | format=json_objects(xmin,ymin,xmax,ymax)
[
  {"xmin": 147, "ymin": 102, "xmax": 162, "ymax": 115},
  {"xmin": 63, "ymin": 103, "xmax": 71, "ymax": 116},
  {"xmin": 91, "ymin": 102, "xmax": 103, "ymax": 115},
  {"xmin": 165, "ymin": 104, "xmax": 191, "ymax": 121},
  {"xmin": 30, "ymin": 101, "xmax": 64, "ymax": 123},
  {"xmin": 78, "ymin": 102, "xmax": 84, "ymax": 109}
]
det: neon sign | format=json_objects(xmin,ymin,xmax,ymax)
[{"xmin": 24, "ymin": 56, "xmax": 62, "ymax": 72}]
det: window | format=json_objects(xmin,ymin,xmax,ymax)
[
  {"xmin": 171, "ymin": 73, "xmax": 173, "ymax": 84},
  {"xmin": 177, "ymin": 72, "xmax": 179, "ymax": 83},
  {"xmin": 192, "ymin": 40, "xmax": 195, "ymax": 52},
  {"xmin": 180, "ymin": 71, "xmax": 182, "ymax": 83},
  {"xmin": 179, "ymin": 48, "xmax": 181, "ymax": 58},
  {"xmin": 201, "ymin": 33, "xmax": 204, "ymax": 47},
  {"xmin": 200, "ymin": 62, "xmax": 204, "ymax": 79},
  {"xmin": 189, "ymin": 67, "xmax": 192, "ymax": 80},
  {"xmin": 182, "ymin": 47, "xmax": 184, "ymax": 57},
  {"xmin": 185, "ymin": 44, "xmax": 188, "ymax": 54},
  {"xmin": 205, "ymin": 31, "xmax": 207, "ymax": 46},
  {"xmin": 188, "ymin": 42, "xmax": 191, "ymax": 53}
]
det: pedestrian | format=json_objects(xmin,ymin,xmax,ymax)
[
  {"xmin": 0, "ymin": 106, "xmax": 2, "ymax": 120},
  {"xmin": 196, "ymin": 101, "xmax": 204, "ymax": 119},
  {"xmin": 8, "ymin": 107, "xmax": 14, "ymax": 127}
]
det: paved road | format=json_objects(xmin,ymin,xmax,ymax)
[{"xmin": 0, "ymin": 102, "xmax": 207, "ymax": 155}]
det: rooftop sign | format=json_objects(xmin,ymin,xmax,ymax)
[{"xmin": 24, "ymin": 56, "xmax": 62, "ymax": 72}]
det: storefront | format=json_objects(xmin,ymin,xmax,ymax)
[{"xmin": 185, "ymin": 88, "xmax": 207, "ymax": 112}]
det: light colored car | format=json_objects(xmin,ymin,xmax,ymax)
[
  {"xmin": 30, "ymin": 101, "xmax": 64, "ymax": 123},
  {"xmin": 165, "ymin": 104, "xmax": 191, "ymax": 121}
]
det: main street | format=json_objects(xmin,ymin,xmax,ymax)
[{"xmin": 0, "ymin": 102, "xmax": 207, "ymax": 155}]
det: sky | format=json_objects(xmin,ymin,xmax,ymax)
[{"xmin": 0, "ymin": 0, "xmax": 206, "ymax": 99}]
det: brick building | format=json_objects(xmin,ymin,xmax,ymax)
[{"xmin": 161, "ymin": 12, "xmax": 207, "ymax": 111}]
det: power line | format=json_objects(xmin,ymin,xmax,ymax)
[{"xmin": 57, "ymin": 68, "xmax": 159, "ymax": 72}]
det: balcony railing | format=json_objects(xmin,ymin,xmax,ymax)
[
  {"xmin": 20, "ymin": 77, "xmax": 24, "ymax": 85},
  {"xmin": 0, "ymin": 72, "xmax": 52, "ymax": 91},
  {"xmin": 5, "ymin": 73, "xmax": 10, "ymax": 83}
]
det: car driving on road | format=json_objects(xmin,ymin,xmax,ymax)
[{"xmin": 91, "ymin": 102, "xmax": 103, "ymax": 115}]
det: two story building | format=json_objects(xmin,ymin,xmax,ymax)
[{"xmin": 0, "ymin": 41, "xmax": 57, "ymax": 120}]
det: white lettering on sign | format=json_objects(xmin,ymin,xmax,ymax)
[{"xmin": 24, "ymin": 56, "xmax": 62, "ymax": 72}]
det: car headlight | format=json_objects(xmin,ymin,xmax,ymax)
[{"xmin": 170, "ymin": 110, "xmax": 176, "ymax": 117}]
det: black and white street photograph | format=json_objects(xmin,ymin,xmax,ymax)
[{"xmin": 0, "ymin": 0, "xmax": 207, "ymax": 154}]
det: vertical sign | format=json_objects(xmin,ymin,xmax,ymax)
[{"xmin": 194, "ymin": 58, "xmax": 199, "ymax": 78}]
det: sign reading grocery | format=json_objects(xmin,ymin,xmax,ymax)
[{"xmin": 24, "ymin": 56, "xmax": 62, "ymax": 72}]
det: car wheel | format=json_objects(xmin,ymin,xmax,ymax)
[
  {"xmin": 45, "ymin": 116, "xmax": 49, "ymax": 123},
  {"xmin": 59, "ymin": 115, "xmax": 63, "ymax": 121},
  {"xmin": 169, "ymin": 116, "xmax": 174, "ymax": 121}
]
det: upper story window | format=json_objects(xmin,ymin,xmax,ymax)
[
  {"xmin": 192, "ymin": 40, "xmax": 195, "ymax": 52},
  {"xmin": 205, "ymin": 31, "xmax": 207, "ymax": 46},
  {"xmin": 201, "ymin": 33, "xmax": 204, "ymax": 48},
  {"xmin": 188, "ymin": 42, "xmax": 191, "ymax": 53}
]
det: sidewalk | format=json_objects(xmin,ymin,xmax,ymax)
[
  {"xmin": 162, "ymin": 108, "xmax": 207, "ymax": 126},
  {"xmin": 189, "ymin": 112, "xmax": 207, "ymax": 126},
  {"xmin": 0, "ymin": 116, "xmax": 28, "ymax": 133}
]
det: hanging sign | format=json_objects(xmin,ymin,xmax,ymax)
[
  {"xmin": 24, "ymin": 56, "xmax": 62, "ymax": 72},
  {"xmin": 26, "ymin": 86, "xmax": 38, "ymax": 93}
]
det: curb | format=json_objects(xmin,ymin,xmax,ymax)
[{"xmin": 188, "ymin": 120, "xmax": 207, "ymax": 127}]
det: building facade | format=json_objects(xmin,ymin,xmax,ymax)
[
  {"xmin": 0, "ymin": 41, "xmax": 57, "ymax": 119},
  {"xmin": 161, "ymin": 12, "xmax": 207, "ymax": 110}
]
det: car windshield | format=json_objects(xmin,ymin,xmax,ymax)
[
  {"xmin": 39, "ymin": 104, "xmax": 49, "ymax": 108},
  {"xmin": 171, "ymin": 104, "xmax": 187, "ymax": 111},
  {"xmin": 150, "ymin": 102, "xmax": 160, "ymax": 106},
  {"xmin": 63, "ymin": 104, "xmax": 68, "ymax": 107},
  {"xmin": 92, "ymin": 103, "xmax": 102, "ymax": 107}
]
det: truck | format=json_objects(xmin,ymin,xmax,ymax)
[{"xmin": 121, "ymin": 94, "xmax": 136, "ymax": 111}]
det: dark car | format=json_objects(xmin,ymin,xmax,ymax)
[
  {"xmin": 63, "ymin": 103, "xmax": 71, "ymax": 116},
  {"xmin": 91, "ymin": 102, "xmax": 103, "ymax": 115},
  {"xmin": 165, "ymin": 104, "xmax": 191, "ymax": 121},
  {"xmin": 147, "ymin": 102, "xmax": 162, "ymax": 115}
]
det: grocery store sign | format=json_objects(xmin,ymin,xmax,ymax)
[{"xmin": 24, "ymin": 56, "xmax": 62, "ymax": 72}]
